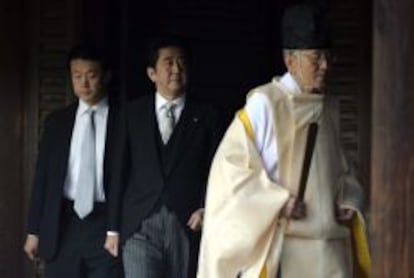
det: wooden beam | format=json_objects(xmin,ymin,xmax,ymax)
[{"xmin": 372, "ymin": 0, "xmax": 414, "ymax": 277}]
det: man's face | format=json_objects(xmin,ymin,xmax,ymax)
[
  {"xmin": 70, "ymin": 58, "xmax": 107, "ymax": 105},
  {"xmin": 285, "ymin": 49, "xmax": 331, "ymax": 94},
  {"xmin": 147, "ymin": 46, "xmax": 188, "ymax": 100}
]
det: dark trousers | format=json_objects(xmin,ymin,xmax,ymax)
[{"xmin": 45, "ymin": 200, "xmax": 122, "ymax": 278}]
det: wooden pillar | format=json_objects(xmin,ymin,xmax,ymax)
[
  {"xmin": 372, "ymin": 1, "xmax": 414, "ymax": 277},
  {"xmin": 0, "ymin": 1, "xmax": 25, "ymax": 277}
]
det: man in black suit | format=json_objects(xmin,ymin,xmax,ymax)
[
  {"xmin": 24, "ymin": 45, "xmax": 121, "ymax": 278},
  {"xmin": 104, "ymin": 36, "xmax": 222, "ymax": 278}
]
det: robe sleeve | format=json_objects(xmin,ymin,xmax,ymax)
[
  {"xmin": 197, "ymin": 110, "xmax": 290, "ymax": 278},
  {"xmin": 337, "ymin": 158, "xmax": 365, "ymax": 211},
  {"xmin": 337, "ymin": 156, "xmax": 372, "ymax": 278}
]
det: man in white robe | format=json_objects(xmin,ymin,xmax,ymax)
[{"xmin": 197, "ymin": 3, "xmax": 370, "ymax": 278}]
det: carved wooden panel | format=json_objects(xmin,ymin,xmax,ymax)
[
  {"xmin": 330, "ymin": 1, "xmax": 372, "ymax": 186},
  {"xmin": 37, "ymin": 0, "xmax": 78, "ymax": 129}
]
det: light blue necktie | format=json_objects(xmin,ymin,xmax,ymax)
[
  {"xmin": 74, "ymin": 109, "xmax": 96, "ymax": 219},
  {"xmin": 160, "ymin": 102, "xmax": 176, "ymax": 144}
]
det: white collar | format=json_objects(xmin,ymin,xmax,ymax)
[
  {"xmin": 78, "ymin": 97, "xmax": 108, "ymax": 116},
  {"xmin": 155, "ymin": 92, "xmax": 185, "ymax": 111},
  {"xmin": 278, "ymin": 72, "xmax": 303, "ymax": 95}
]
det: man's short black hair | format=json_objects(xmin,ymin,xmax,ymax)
[
  {"xmin": 66, "ymin": 44, "xmax": 109, "ymax": 71},
  {"xmin": 145, "ymin": 35, "xmax": 190, "ymax": 68}
]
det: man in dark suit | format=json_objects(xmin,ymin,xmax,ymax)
[
  {"xmin": 24, "ymin": 44, "xmax": 121, "ymax": 278},
  {"xmin": 104, "ymin": 36, "xmax": 222, "ymax": 278}
]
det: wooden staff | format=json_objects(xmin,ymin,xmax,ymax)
[{"xmin": 297, "ymin": 123, "xmax": 319, "ymax": 201}]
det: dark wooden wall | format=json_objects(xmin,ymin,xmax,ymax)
[
  {"xmin": 372, "ymin": 0, "xmax": 414, "ymax": 277},
  {"xmin": 0, "ymin": 0, "xmax": 25, "ymax": 276}
]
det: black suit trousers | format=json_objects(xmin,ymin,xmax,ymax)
[{"xmin": 45, "ymin": 200, "xmax": 122, "ymax": 278}]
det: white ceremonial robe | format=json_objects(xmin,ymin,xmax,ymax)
[{"xmin": 197, "ymin": 77, "xmax": 370, "ymax": 278}]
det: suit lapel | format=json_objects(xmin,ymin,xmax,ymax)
[
  {"xmin": 143, "ymin": 95, "xmax": 166, "ymax": 179},
  {"xmin": 57, "ymin": 104, "xmax": 77, "ymax": 186}
]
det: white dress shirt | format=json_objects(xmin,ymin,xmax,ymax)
[
  {"xmin": 63, "ymin": 97, "xmax": 108, "ymax": 202},
  {"xmin": 245, "ymin": 73, "xmax": 302, "ymax": 182}
]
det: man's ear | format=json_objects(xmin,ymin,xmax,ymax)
[
  {"xmin": 283, "ymin": 51, "xmax": 297, "ymax": 73},
  {"xmin": 147, "ymin": 67, "xmax": 156, "ymax": 82}
]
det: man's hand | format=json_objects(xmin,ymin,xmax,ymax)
[
  {"xmin": 337, "ymin": 206, "xmax": 355, "ymax": 221},
  {"xmin": 24, "ymin": 234, "xmax": 39, "ymax": 260},
  {"xmin": 104, "ymin": 234, "xmax": 119, "ymax": 257},
  {"xmin": 187, "ymin": 208, "xmax": 204, "ymax": 231},
  {"xmin": 283, "ymin": 197, "xmax": 307, "ymax": 219}
]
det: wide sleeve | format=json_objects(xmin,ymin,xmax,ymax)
[
  {"xmin": 197, "ymin": 112, "xmax": 289, "ymax": 278},
  {"xmin": 245, "ymin": 92, "xmax": 279, "ymax": 181},
  {"xmin": 337, "ymin": 157, "xmax": 365, "ymax": 211},
  {"xmin": 199, "ymin": 106, "xmax": 225, "ymax": 208}
]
